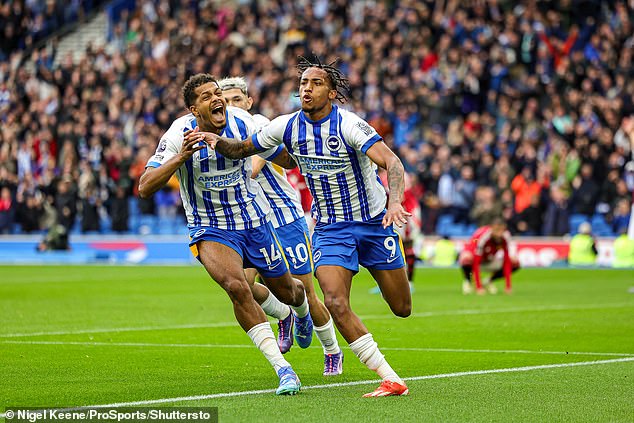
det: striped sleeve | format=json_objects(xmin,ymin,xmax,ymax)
[
  {"xmin": 253, "ymin": 115, "xmax": 288, "ymax": 150},
  {"xmin": 258, "ymin": 145, "xmax": 284, "ymax": 161},
  {"xmin": 339, "ymin": 110, "xmax": 382, "ymax": 153}
]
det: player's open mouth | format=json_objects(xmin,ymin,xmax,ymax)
[
  {"xmin": 303, "ymin": 95, "xmax": 312, "ymax": 103},
  {"xmin": 211, "ymin": 104, "xmax": 225, "ymax": 119}
]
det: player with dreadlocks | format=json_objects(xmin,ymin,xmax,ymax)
[
  {"xmin": 187, "ymin": 56, "xmax": 413, "ymax": 397},
  {"xmin": 295, "ymin": 55, "xmax": 351, "ymax": 103}
]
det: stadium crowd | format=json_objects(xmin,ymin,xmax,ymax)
[
  {"xmin": 0, "ymin": 0, "xmax": 633, "ymax": 237},
  {"xmin": 0, "ymin": 0, "xmax": 107, "ymax": 61}
]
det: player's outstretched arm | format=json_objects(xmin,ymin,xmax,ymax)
[
  {"xmin": 185, "ymin": 130, "xmax": 261, "ymax": 160},
  {"xmin": 365, "ymin": 142, "xmax": 412, "ymax": 228},
  {"xmin": 138, "ymin": 132, "xmax": 205, "ymax": 198}
]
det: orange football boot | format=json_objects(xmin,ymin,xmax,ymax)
[{"xmin": 363, "ymin": 380, "xmax": 409, "ymax": 397}]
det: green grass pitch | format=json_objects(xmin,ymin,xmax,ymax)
[{"xmin": 1, "ymin": 265, "xmax": 633, "ymax": 422}]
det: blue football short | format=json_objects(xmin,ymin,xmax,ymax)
[
  {"xmin": 189, "ymin": 222, "xmax": 288, "ymax": 278},
  {"xmin": 311, "ymin": 211, "xmax": 405, "ymax": 273},
  {"xmin": 274, "ymin": 217, "xmax": 313, "ymax": 276}
]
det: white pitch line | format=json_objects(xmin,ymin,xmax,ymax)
[
  {"xmin": 379, "ymin": 347, "xmax": 634, "ymax": 357},
  {"xmin": 0, "ymin": 356, "xmax": 631, "ymax": 419},
  {"xmin": 0, "ymin": 322, "xmax": 237, "ymax": 338},
  {"xmin": 2, "ymin": 340, "xmax": 633, "ymax": 358},
  {"xmin": 0, "ymin": 340, "xmax": 253, "ymax": 348},
  {"xmin": 360, "ymin": 302, "xmax": 634, "ymax": 320},
  {"xmin": 1, "ymin": 302, "xmax": 632, "ymax": 339}
]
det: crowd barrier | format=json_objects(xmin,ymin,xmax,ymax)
[
  {"xmin": 0, "ymin": 235, "xmax": 195, "ymax": 265},
  {"xmin": 417, "ymin": 237, "xmax": 617, "ymax": 267},
  {"xmin": 0, "ymin": 235, "xmax": 621, "ymax": 267}
]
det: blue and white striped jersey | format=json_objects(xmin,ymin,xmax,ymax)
[
  {"xmin": 146, "ymin": 107, "xmax": 282, "ymax": 230},
  {"xmin": 252, "ymin": 105, "xmax": 387, "ymax": 224},
  {"xmin": 251, "ymin": 114, "xmax": 304, "ymax": 229}
]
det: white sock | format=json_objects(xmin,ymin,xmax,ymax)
[
  {"xmin": 290, "ymin": 294, "xmax": 309, "ymax": 318},
  {"xmin": 247, "ymin": 322, "xmax": 290, "ymax": 373},
  {"xmin": 314, "ymin": 318, "xmax": 340, "ymax": 355},
  {"xmin": 259, "ymin": 288, "xmax": 291, "ymax": 320},
  {"xmin": 349, "ymin": 333, "xmax": 403, "ymax": 384}
]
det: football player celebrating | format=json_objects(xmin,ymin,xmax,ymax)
[
  {"xmin": 190, "ymin": 57, "xmax": 413, "ymax": 397},
  {"xmin": 218, "ymin": 76, "xmax": 343, "ymax": 376},
  {"xmin": 139, "ymin": 74, "xmax": 312, "ymax": 395}
]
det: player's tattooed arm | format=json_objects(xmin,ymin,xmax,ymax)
[
  {"xmin": 184, "ymin": 130, "xmax": 260, "ymax": 159},
  {"xmin": 387, "ymin": 158, "xmax": 406, "ymax": 204},
  {"xmin": 365, "ymin": 141, "xmax": 411, "ymax": 228},
  {"xmin": 215, "ymin": 136, "xmax": 261, "ymax": 159}
]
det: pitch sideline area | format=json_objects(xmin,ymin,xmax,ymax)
[
  {"xmin": 1, "ymin": 266, "xmax": 633, "ymax": 421},
  {"xmin": 1, "ymin": 356, "xmax": 633, "ymax": 419}
]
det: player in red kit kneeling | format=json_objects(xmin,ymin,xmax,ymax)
[{"xmin": 459, "ymin": 218, "xmax": 520, "ymax": 295}]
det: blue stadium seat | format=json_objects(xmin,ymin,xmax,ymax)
[
  {"xmin": 591, "ymin": 214, "xmax": 607, "ymax": 227},
  {"xmin": 128, "ymin": 214, "xmax": 140, "ymax": 234},
  {"xmin": 591, "ymin": 214, "xmax": 613, "ymax": 237},
  {"xmin": 436, "ymin": 225, "xmax": 449, "ymax": 237},
  {"xmin": 128, "ymin": 197, "xmax": 140, "ymax": 216},
  {"xmin": 12, "ymin": 223, "xmax": 23, "ymax": 234},
  {"xmin": 157, "ymin": 217, "xmax": 180, "ymax": 234},
  {"xmin": 435, "ymin": 214, "xmax": 454, "ymax": 236},
  {"xmin": 137, "ymin": 215, "xmax": 157, "ymax": 235},
  {"xmin": 446, "ymin": 224, "xmax": 466, "ymax": 237},
  {"xmin": 569, "ymin": 214, "xmax": 590, "ymax": 235},
  {"xmin": 100, "ymin": 215, "xmax": 112, "ymax": 234},
  {"xmin": 438, "ymin": 214, "xmax": 454, "ymax": 227},
  {"xmin": 70, "ymin": 218, "xmax": 82, "ymax": 235},
  {"xmin": 436, "ymin": 223, "xmax": 449, "ymax": 237}
]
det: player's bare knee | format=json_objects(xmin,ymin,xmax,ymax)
[
  {"xmin": 391, "ymin": 299, "xmax": 412, "ymax": 318},
  {"xmin": 223, "ymin": 278, "xmax": 252, "ymax": 304},
  {"xmin": 293, "ymin": 278, "xmax": 308, "ymax": 304},
  {"xmin": 324, "ymin": 294, "xmax": 350, "ymax": 319},
  {"xmin": 286, "ymin": 279, "xmax": 306, "ymax": 306},
  {"xmin": 399, "ymin": 303, "xmax": 412, "ymax": 318}
]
